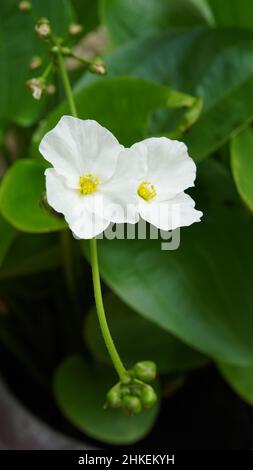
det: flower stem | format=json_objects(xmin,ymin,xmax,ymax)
[
  {"xmin": 56, "ymin": 51, "xmax": 126, "ymax": 379},
  {"xmin": 41, "ymin": 61, "xmax": 53, "ymax": 82},
  {"xmin": 57, "ymin": 52, "xmax": 77, "ymax": 118},
  {"xmin": 89, "ymin": 238, "xmax": 126, "ymax": 378}
]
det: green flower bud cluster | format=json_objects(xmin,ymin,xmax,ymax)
[{"xmin": 105, "ymin": 361, "xmax": 157, "ymax": 416}]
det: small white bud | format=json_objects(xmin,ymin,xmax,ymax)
[
  {"xmin": 89, "ymin": 62, "xmax": 107, "ymax": 76},
  {"xmin": 29, "ymin": 56, "xmax": 42, "ymax": 70},
  {"xmin": 19, "ymin": 1, "xmax": 32, "ymax": 12},
  {"xmin": 35, "ymin": 19, "xmax": 51, "ymax": 39},
  {"xmin": 46, "ymin": 83, "xmax": 56, "ymax": 95},
  {"xmin": 69, "ymin": 23, "xmax": 83, "ymax": 35},
  {"xmin": 27, "ymin": 78, "xmax": 45, "ymax": 100}
]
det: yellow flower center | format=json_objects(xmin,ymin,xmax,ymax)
[
  {"xmin": 137, "ymin": 181, "xmax": 157, "ymax": 202},
  {"xmin": 79, "ymin": 173, "xmax": 99, "ymax": 195}
]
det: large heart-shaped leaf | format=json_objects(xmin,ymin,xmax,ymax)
[
  {"xmin": 231, "ymin": 127, "xmax": 253, "ymax": 213},
  {"xmin": 0, "ymin": 159, "xmax": 66, "ymax": 233},
  {"xmin": 81, "ymin": 161, "xmax": 253, "ymax": 365},
  {"xmin": 85, "ymin": 293, "xmax": 208, "ymax": 374},
  {"xmin": 54, "ymin": 355, "xmax": 159, "ymax": 444},
  {"xmin": 71, "ymin": 0, "xmax": 99, "ymax": 32},
  {"xmin": 218, "ymin": 362, "xmax": 253, "ymax": 406},
  {"xmin": 208, "ymin": 0, "xmax": 253, "ymax": 28},
  {"xmin": 101, "ymin": 0, "xmax": 209, "ymax": 45},
  {"xmin": 0, "ymin": 0, "xmax": 75, "ymax": 127},
  {"xmin": 31, "ymin": 76, "xmax": 201, "ymax": 161},
  {"xmin": 77, "ymin": 28, "xmax": 253, "ymax": 160},
  {"xmin": 0, "ymin": 214, "xmax": 15, "ymax": 268},
  {"xmin": 0, "ymin": 233, "xmax": 61, "ymax": 279}
]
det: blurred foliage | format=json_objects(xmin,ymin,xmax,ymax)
[
  {"xmin": 1, "ymin": 0, "xmax": 253, "ymax": 445},
  {"xmin": 207, "ymin": 0, "xmax": 253, "ymax": 28},
  {"xmin": 85, "ymin": 293, "xmax": 208, "ymax": 374},
  {"xmin": 0, "ymin": 0, "xmax": 75, "ymax": 127},
  {"xmin": 231, "ymin": 128, "xmax": 253, "ymax": 213},
  {"xmin": 100, "ymin": 0, "xmax": 211, "ymax": 45}
]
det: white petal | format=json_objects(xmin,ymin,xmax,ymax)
[
  {"xmin": 40, "ymin": 116, "xmax": 123, "ymax": 185},
  {"xmin": 97, "ymin": 148, "xmax": 143, "ymax": 224},
  {"xmin": 46, "ymin": 168, "xmax": 110, "ymax": 238},
  {"xmin": 139, "ymin": 192, "xmax": 203, "ymax": 231},
  {"xmin": 66, "ymin": 210, "xmax": 110, "ymax": 239},
  {"xmin": 132, "ymin": 137, "xmax": 196, "ymax": 200},
  {"xmin": 45, "ymin": 168, "xmax": 83, "ymax": 218}
]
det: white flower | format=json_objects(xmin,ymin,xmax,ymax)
[
  {"xmin": 131, "ymin": 137, "xmax": 203, "ymax": 230},
  {"xmin": 39, "ymin": 116, "xmax": 140, "ymax": 239}
]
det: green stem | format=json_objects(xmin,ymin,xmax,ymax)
[
  {"xmin": 90, "ymin": 238, "xmax": 126, "ymax": 378},
  {"xmin": 41, "ymin": 61, "xmax": 53, "ymax": 82},
  {"xmin": 57, "ymin": 52, "xmax": 77, "ymax": 118},
  {"xmin": 70, "ymin": 52, "xmax": 92, "ymax": 68},
  {"xmin": 56, "ymin": 51, "xmax": 126, "ymax": 379}
]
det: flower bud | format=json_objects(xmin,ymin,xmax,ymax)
[
  {"xmin": 19, "ymin": 1, "xmax": 32, "ymax": 12},
  {"xmin": 121, "ymin": 372, "xmax": 132, "ymax": 385},
  {"xmin": 69, "ymin": 23, "xmax": 83, "ymax": 35},
  {"xmin": 89, "ymin": 62, "xmax": 107, "ymax": 76},
  {"xmin": 106, "ymin": 386, "xmax": 122, "ymax": 408},
  {"xmin": 26, "ymin": 78, "xmax": 45, "ymax": 100},
  {"xmin": 132, "ymin": 361, "xmax": 157, "ymax": 383},
  {"xmin": 122, "ymin": 395, "xmax": 142, "ymax": 415},
  {"xmin": 29, "ymin": 55, "xmax": 42, "ymax": 71},
  {"xmin": 140, "ymin": 385, "xmax": 157, "ymax": 408},
  {"xmin": 46, "ymin": 84, "xmax": 56, "ymax": 95},
  {"xmin": 35, "ymin": 18, "xmax": 51, "ymax": 39}
]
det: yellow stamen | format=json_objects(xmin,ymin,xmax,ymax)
[
  {"xmin": 79, "ymin": 173, "xmax": 99, "ymax": 195},
  {"xmin": 137, "ymin": 181, "xmax": 157, "ymax": 202}
]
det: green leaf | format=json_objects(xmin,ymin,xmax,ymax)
[
  {"xmin": 0, "ymin": 233, "xmax": 61, "ymax": 279},
  {"xmin": 85, "ymin": 293, "xmax": 208, "ymax": 374},
  {"xmin": 0, "ymin": 0, "xmax": 75, "ymax": 127},
  {"xmin": 0, "ymin": 213, "xmax": 15, "ymax": 268},
  {"xmin": 208, "ymin": 0, "xmax": 253, "ymax": 29},
  {"xmin": 54, "ymin": 355, "xmax": 159, "ymax": 444},
  {"xmin": 72, "ymin": 0, "xmax": 100, "ymax": 32},
  {"xmin": 196, "ymin": 158, "xmax": 239, "ymax": 208},
  {"xmin": 101, "ymin": 0, "xmax": 209, "ymax": 45},
  {"xmin": 31, "ymin": 76, "xmax": 201, "ymax": 159},
  {"xmin": 78, "ymin": 28, "xmax": 253, "ymax": 160},
  {"xmin": 81, "ymin": 164, "xmax": 253, "ymax": 365},
  {"xmin": 231, "ymin": 127, "xmax": 253, "ymax": 212},
  {"xmin": 218, "ymin": 362, "xmax": 253, "ymax": 406},
  {"xmin": 0, "ymin": 159, "xmax": 66, "ymax": 233}
]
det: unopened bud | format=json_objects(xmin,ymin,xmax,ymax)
[
  {"xmin": 122, "ymin": 395, "xmax": 142, "ymax": 415},
  {"xmin": 132, "ymin": 361, "xmax": 156, "ymax": 383},
  {"xmin": 89, "ymin": 62, "xmax": 107, "ymax": 76},
  {"xmin": 140, "ymin": 385, "xmax": 157, "ymax": 408},
  {"xmin": 29, "ymin": 55, "xmax": 42, "ymax": 70},
  {"xmin": 106, "ymin": 386, "xmax": 122, "ymax": 408},
  {"xmin": 46, "ymin": 83, "xmax": 56, "ymax": 95},
  {"xmin": 35, "ymin": 18, "xmax": 51, "ymax": 39},
  {"xmin": 121, "ymin": 372, "xmax": 132, "ymax": 385},
  {"xmin": 19, "ymin": 1, "xmax": 32, "ymax": 12},
  {"xmin": 61, "ymin": 47, "xmax": 72, "ymax": 56},
  {"xmin": 27, "ymin": 78, "xmax": 45, "ymax": 100},
  {"xmin": 69, "ymin": 23, "xmax": 83, "ymax": 35}
]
